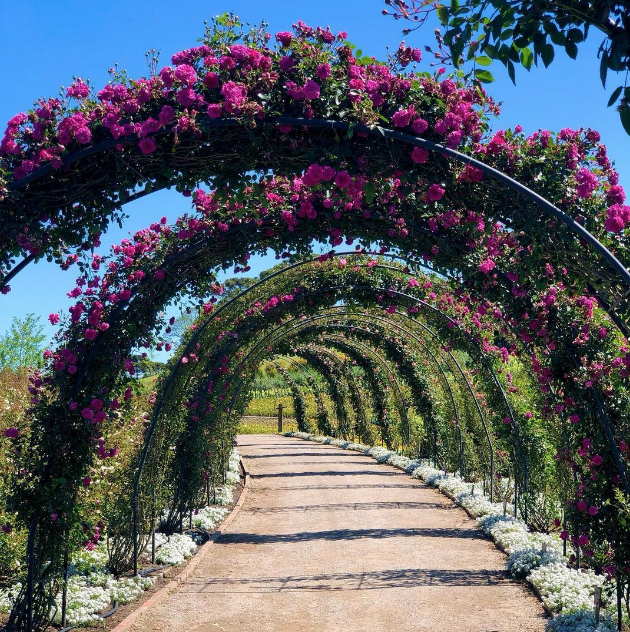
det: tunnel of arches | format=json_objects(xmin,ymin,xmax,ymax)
[{"xmin": 0, "ymin": 16, "xmax": 629, "ymax": 631}]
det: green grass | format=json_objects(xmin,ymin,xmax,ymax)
[{"xmin": 238, "ymin": 416, "xmax": 298, "ymax": 434}]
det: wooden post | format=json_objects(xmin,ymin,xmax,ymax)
[
  {"xmin": 594, "ymin": 586, "xmax": 602, "ymax": 625},
  {"xmin": 277, "ymin": 403, "xmax": 283, "ymax": 433}
]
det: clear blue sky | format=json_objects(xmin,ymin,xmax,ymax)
[{"xmin": 1, "ymin": 0, "xmax": 628, "ymax": 347}]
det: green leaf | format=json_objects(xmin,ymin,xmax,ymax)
[
  {"xmin": 364, "ymin": 182, "xmax": 375, "ymax": 205},
  {"xmin": 565, "ymin": 40, "xmax": 578, "ymax": 60},
  {"xmin": 621, "ymin": 105, "xmax": 630, "ymax": 136},
  {"xmin": 600, "ymin": 51, "xmax": 609, "ymax": 87},
  {"xmin": 475, "ymin": 56, "xmax": 492, "ymax": 66},
  {"xmin": 548, "ymin": 28, "xmax": 566, "ymax": 47},
  {"xmin": 451, "ymin": 36, "xmax": 466, "ymax": 67},
  {"xmin": 474, "ymin": 68, "xmax": 494, "ymax": 83},
  {"xmin": 507, "ymin": 59, "xmax": 516, "ymax": 84},
  {"xmin": 520, "ymin": 47, "xmax": 533, "ymax": 70},
  {"xmin": 450, "ymin": 0, "xmax": 459, "ymax": 12},
  {"xmin": 490, "ymin": 15, "xmax": 504, "ymax": 40},
  {"xmin": 608, "ymin": 86, "xmax": 623, "ymax": 107},
  {"xmin": 541, "ymin": 44, "xmax": 555, "ymax": 68},
  {"xmin": 484, "ymin": 43, "xmax": 498, "ymax": 59},
  {"xmin": 567, "ymin": 28, "xmax": 584, "ymax": 43},
  {"xmin": 437, "ymin": 5, "xmax": 449, "ymax": 23},
  {"xmin": 513, "ymin": 36, "xmax": 530, "ymax": 48}
]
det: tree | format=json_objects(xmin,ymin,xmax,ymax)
[
  {"xmin": 129, "ymin": 353, "xmax": 166, "ymax": 378},
  {"xmin": 0, "ymin": 314, "xmax": 46, "ymax": 370},
  {"xmin": 383, "ymin": 0, "xmax": 630, "ymax": 135}
]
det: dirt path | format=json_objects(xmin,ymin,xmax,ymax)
[{"xmin": 127, "ymin": 434, "xmax": 547, "ymax": 632}]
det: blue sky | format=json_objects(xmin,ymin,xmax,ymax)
[{"xmin": 1, "ymin": 0, "xmax": 628, "ymax": 347}]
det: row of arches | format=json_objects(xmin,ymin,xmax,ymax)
[{"xmin": 0, "ymin": 18, "xmax": 628, "ymax": 630}]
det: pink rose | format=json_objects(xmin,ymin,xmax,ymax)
[
  {"xmin": 275, "ymin": 31, "xmax": 293, "ymax": 46},
  {"xmin": 159, "ymin": 105, "xmax": 175, "ymax": 126},
  {"xmin": 411, "ymin": 147, "xmax": 429, "ymax": 164},
  {"xmin": 426, "ymin": 184, "xmax": 445, "ymax": 201},
  {"xmin": 207, "ymin": 104, "xmax": 222, "ymax": 119},
  {"xmin": 316, "ymin": 64, "xmax": 331, "ymax": 80},
  {"xmin": 138, "ymin": 138, "xmax": 157, "ymax": 155},
  {"xmin": 174, "ymin": 64, "xmax": 198, "ymax": 85},
  {"xmin": 334, "ymin": 171, "xmax": 352, "ymax": 188},
  {"xmin": 392, "ymin": 108, "xmax": 413, "ymax": 128},
  {"xmin": 576, "ymin": 500, "xmax": 587, "ymax": 512},
  {"xmin": 203, "ymin": 72, "xmax": 220, "ymax": 90},
  {"xmin": 74, "ymin": 127, "xmax": 92, "ymax": 144},
  {"xmin": 412, "ymin": 118, "xmax": 428, "ymax": 134},
  {"xmin": 303, "ymin": 80, "xmax": 321, "ymax": 100}
]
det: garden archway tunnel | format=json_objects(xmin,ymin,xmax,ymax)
[{"xmin": 1, "ymin": 18, "xmax": 629, "ymax": 631}]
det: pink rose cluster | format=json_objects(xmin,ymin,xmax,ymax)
[{"xmin": 605, "ymin": 202, "xmax": 630, "ymax": 233}]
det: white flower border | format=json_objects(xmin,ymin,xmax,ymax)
[
  {"xmin": 288, "ymin": 432, "xmax": 616, "ymax": 632},
  {"xmin": 0, "ymin": 448, "xmax": 242, "ymax": 626}
]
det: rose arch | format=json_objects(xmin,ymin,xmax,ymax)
[{"xmin": 1, "ymin": 15, "xmax": 630, "ymax": 631}]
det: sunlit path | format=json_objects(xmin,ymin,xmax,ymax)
[{"xmin": 127, "ymin": 435, "xmax": 546, "ymax": 632}]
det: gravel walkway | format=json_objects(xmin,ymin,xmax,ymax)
[{"xmin": 128, "ymin": 434, "xmax": 547, "ymax": 632}]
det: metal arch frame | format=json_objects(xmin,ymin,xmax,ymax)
[
  {"xmin": 205, "ymin": 306, "xmax": 487, "ymax": 481},
  {"xmin": 132, "ymin": 271, "xmax": 527, "ymax": 537},
  {"xmin": 275, "ymin": 355, "xmax": 345, "ymax": 435},
  {"xmin": 271, "ymin": 355, "xmax": 335, "ymax": 430},
  {"xmin": 11, "ymin": 109, "xmax": 630, "ymax": 631},
  {"xmin": 279, "ymin": 344, "xmax": 382, "ymax": 442},
  {"xmin": 295, "ymin": 343, "xmax": 371, "ymax": 440},
  {"xmin": 316, "ymin": 315, "xmax": 495, "ymax": 495},
  {"xmin": 126, "ymin": 250, "xmax": 596, "ymax": 568},
  {"xmin": 211, "ymin": 307, "xmax": 495, "ymax": 502},
  {"xmin": 294, "ymin": 319, "xmax": 463, "ymax": 473},
  {"xmin": 320, "ymin": 333, "xmax": 411, "ymax": 443},
  {"xmin": 159, "ymin": 277, "xmax": 520, "ymax": 480},
  {"xmin": 5, "ymin": 116, "xmax": 630, "ymax": 302},
  {"xmin": 158, "ymin": 299, "xmax": 525, "ymax": 558}
]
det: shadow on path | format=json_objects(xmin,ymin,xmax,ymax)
[
  {"xmin": 243, "ymin": 501, "xmax": 448, "ymax": 514},
  {"xmin": 182, "ymin": 567, "xmax": 510, "ymax": 593},
  {"xmin": 251, "ymin": 470, "xmax": 401, "ymax": 478},
  {"xmin": 218, "ymin": 526, "xmax": 484, "ymax": 545}
]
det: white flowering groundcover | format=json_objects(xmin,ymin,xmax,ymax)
[
  {"xmin": 0, "ymin": 448, "xmax": 242, "ymax": 626},
  {"xmin": 287, "ymin": 432, "xmax": 617, "ymax": 632}
]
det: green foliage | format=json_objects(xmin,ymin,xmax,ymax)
[
  {"xmin": 0, "ymin": 315, "xmax": 46, "ymax": 370},
  {"xmin": 387, "ymin": 0, "xmax": 630, "ymax": 134}
]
